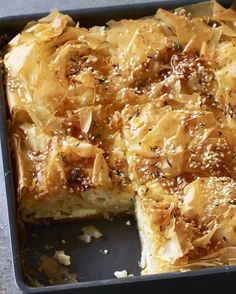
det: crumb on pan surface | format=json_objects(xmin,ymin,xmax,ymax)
[
  {"xmin": 39, "ymin": 255, "xmax": 77, "ymax": 285},
  {"xmin": 4, "ymin": 0, "xmax": 236, "ymax": 277},
  {"xmin": 114, "ymin": 270, "xmax": 128, "ymax": 278},
  {"xmin": 126, "ymin": 220, "xmax": 131, "ymax": 226},
  {"xmin": 54, "ymin": 250, "xmax": 71, "ymax": 266},
  {"xmin": 81, "ymin": 225, "xmax": 103, "ymax": 239},
  {"xmin": 100, "ymin": 249, "xmax": 109, "ymax": 254},
  {"xmin": 78, "ymin": 225, "xmax": 103, "ymax": 243}
]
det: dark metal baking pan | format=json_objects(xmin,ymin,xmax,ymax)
[{"xmin": 1, "ymin": 1, "xmax": 236, "ymax": 293}]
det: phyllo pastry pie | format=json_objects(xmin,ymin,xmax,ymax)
[
  {"xmin": 136, "ymin": 177, "xmax": 236, "ymax": 274},
  {"xmin": 4, "ymin": 0, "xmax": 236, "ymax": 274}
]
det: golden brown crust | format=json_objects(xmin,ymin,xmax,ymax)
[
  {"xmin": 137, "ymin": 177, "xmax": 236, "ymax": 273},
  {"xmin": 4, "ymin": 0, "xmax": 236, "ymax": 274}
]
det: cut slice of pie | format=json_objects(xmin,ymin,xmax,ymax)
[
  {"xmin": 11, "ymin": 111, "xmax": 133, "ymax": 223},
  {"xmin": 136, "ymin": 177, "xmax": 236, "ymax": 274}
]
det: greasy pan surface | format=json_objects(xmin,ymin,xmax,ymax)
[{"xmin": 1, "ymin": 0, "xmax": 236, "ymax": 293}]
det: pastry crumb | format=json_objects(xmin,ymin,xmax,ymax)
[
  {"xmin": 82, "ymin": 225, "xmax": 103, "ymax": 239},
  {"xmin": 114, "ymin": 270, "xmax": 128, "ymax": 278},
  {"xmin": 54, "ymin": 250, "xmax": 71, "ymax": 266},
  {"xmin": 39, "ymin": 255, "xmax": 77, "ymax": 285},
  {"xmin": 126, "ymin": 220, "xmax": 131, "ymax": 226},
  {"xmin": 78, "ymin": 226, "xmax": 102, "ymax": 243},
  {"xmin": 99, "ymin": 249, "xmax": 109, "ymax": 254}
]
